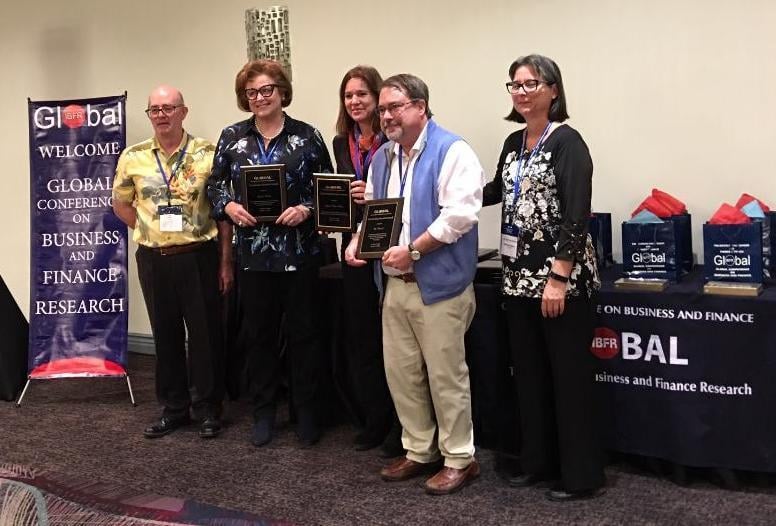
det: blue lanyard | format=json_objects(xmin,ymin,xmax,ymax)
[
  {"xmin": 515, "ymin": 122, "xmax": 552, "ymax": 195},
  {"xmin": 352, "ymin": 128, "xmax": 379, "ymax": 181},
  {"xmin": 397, "ymin": 147, "xmax": 411, "ymax": 197},
  {"xmin": 154, "ymin": 137, "xmax": 190, "ymax": 205},
  {"xmin": 256, "ymin": 135, "xmax": 282, "ymax": 165}
]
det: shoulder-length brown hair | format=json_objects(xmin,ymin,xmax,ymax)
[
  {"xmin": 335, "ymin": 65, "xmax": 383, "ymax": 136},
  {"xmin": 235, "ymin": 59, "xmax": 293, "ymax": 112},
  {"xmin": 505, "ymin": 54, "xmax": 568, "ymax": 123}
]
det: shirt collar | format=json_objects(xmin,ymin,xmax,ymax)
[{"xmin": 152, "ymin": 130, "xmax": 189, "ymax": 157}]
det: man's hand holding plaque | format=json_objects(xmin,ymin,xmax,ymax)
[{"xmin": 354, "ymin": 198, "xmax": 404, "ymax": 259}]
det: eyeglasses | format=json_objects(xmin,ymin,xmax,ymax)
[
  {"xmin": 145, "ymin": 105, "xmax": 182, "ymax": 117},
  {"xmin": 376, "ymin": 100, "xmax": 417, "ymax": 117},
  {"xmin": 245, "ymin": 85, "xmax": 278, "ymax": 100},
  {"xmin": 505, "ymin": 80, "xmax": 552, "ymax": 94}
]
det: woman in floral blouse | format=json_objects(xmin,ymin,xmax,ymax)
[
  {"xmin": 483, "ymin": 54, "xmax": 605, "ymax": 501},
  {"xmin": 207, "ymin": 59, "xmax": 333, "ymax": 448}
]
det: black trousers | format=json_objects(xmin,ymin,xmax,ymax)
[
  {"xmin": 341, "ymin": 260, "xmax": 394, "ymax": 436},
  {"xmin": 240, "ymin": 267, "xmax": 320, "ymax": 421},
  {"xmin": 136, "ymin": 242, "xmax": 224, "ymax": 419},
  {"xmin": 504, "ymin": 295, "xmax": 605, "ymax": 492}
]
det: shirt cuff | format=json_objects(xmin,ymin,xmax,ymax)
[{"xmin": 427, "ymin": 219, "xmax": 457, "ymax": 244}]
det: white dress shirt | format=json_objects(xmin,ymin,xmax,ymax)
[{"xmin": 363, "ymin": 122, "xmax": 485, "ymax": 275}]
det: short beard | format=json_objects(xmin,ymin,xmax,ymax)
[{"xmin": 384, "ymin": 126, "xmax": 402, "ymax": 143}]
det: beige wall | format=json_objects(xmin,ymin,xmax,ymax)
[{"xmin": 2, "ymin": 0, "xmax": 775, "ymax": 334}]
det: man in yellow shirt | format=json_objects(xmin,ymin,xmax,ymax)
[{"xmin": 113, "ymin": 85, "xmax": 232, "ymax": 439}]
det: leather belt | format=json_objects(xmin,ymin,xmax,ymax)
[
  {"xmin": 391, "ymin": 273, "xmax": 417, "ymax": 283},
  {"xmin": 147, "ymin": 241, "xmax": 208, "ymax": 256}
]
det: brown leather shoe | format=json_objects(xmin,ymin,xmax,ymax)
[
  {"xmin": 423, "ymin": 459, "xmax": 481, "ymax": 495},
  {"xmin": 380, "ymin": 456, "xmax": 442, "ymax": 482}
]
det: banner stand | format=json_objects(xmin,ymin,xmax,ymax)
[
  {"xmin": 15, "ymin": 374, "xmax": 136, "ymax": 407},
  {"xmin": 27, "ymin": 94, "xmax": 130, "ymax": 402}
]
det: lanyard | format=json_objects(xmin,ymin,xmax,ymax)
[
  {"xmin": 515, "ymin": 121, "xmax": 552, "ymax": 197},
  {"xmin": 349, "ymin": 128, "xmax": 381, "ymax": 181},
  {"xmin": 396, "ymin": 147, "xmax": 411, "ymax": 197},
  {"xmin": 256, "ymin": 135, "xmax": 282, "ymax": 165},
  {"xmin": 154, "ymin": 137, "xmax": 190, "ymax": 206}
]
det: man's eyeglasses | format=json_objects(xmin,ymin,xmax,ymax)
[
  {"xmin": 145, "ymin": 105, "xmax": 182, "ymax": 118},
  {"xmin": 377, "ymin": 100, "xmax": 417, "ymax": 117},
  {"xmin": 245, "ymin": 85, "xmax": 278, "ymax": 100},
  {"xmin": 505, "ymin": 80, "xmax": 552, "ymax": 94}
]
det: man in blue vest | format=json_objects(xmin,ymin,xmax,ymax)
[{"xmin": 345, "ymin": 74, "xmax": 484, "ymax": 495}]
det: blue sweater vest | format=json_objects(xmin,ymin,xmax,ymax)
[{"xmin": 370, "ymin": 120, "xmax": 478, "ymax": 305}]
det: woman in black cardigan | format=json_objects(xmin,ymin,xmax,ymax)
[{"xmin": 332, "ymin": 65, "xmax": 402, "ymax": 456}]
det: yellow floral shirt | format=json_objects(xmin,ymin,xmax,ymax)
[{"xmin": 112, "ymin": 132, "xmax": 217, "ymax": 247}]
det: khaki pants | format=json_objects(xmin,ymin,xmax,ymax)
[{"xmin": 382, "ymin": 278, "xmax": 476, "ymax": 469}]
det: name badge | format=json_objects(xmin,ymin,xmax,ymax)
[
  {"xmin": 501, "ymin": 223, "xmax": 520, "ymax": 259},
  {"xmin": 159, "ymin": 205, "xmax": 183, "ymax": 232}
]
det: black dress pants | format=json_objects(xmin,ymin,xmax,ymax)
[
  {"xmin": 341, "ymin": 260, "xmax": 394, "ymax": 437},
  {"xmin": 240, "ymin": 267, "xmax": 320, "ymax": 421},
  {"xmin": 136, "ymin": 242, "xmax": 224, "ymax": 419},
  {"xmin": 505, "ymin": 295, "xmax": 605, "ymax": 492}
]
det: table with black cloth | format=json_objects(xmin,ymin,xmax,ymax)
[
  {"xmin": 593, "ymin": 264, "xmax": 776, "ymax": 474},
  {"xmin": 319, "ymin": 259, "xmax": 776, "ymax": 476}
]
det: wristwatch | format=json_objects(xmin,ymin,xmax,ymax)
[
  {"xmin": 548, "ymin": 270, "xmax": 569, "ymax": 283},
  {"xmin": 408, "ymin": 242, "xmax": 422, "ymax": 261}
]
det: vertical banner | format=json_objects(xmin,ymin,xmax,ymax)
[{"xmin": 28, "ymin": 95, "xmax": 128, "ymax": 378}]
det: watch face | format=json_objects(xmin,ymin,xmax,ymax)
[{"xmin": 411, "ymin": 250, "xmax": 421, "ymax": 261}]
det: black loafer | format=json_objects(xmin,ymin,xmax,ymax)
[
  {"xmin": 546, "ymin": 487, "xmax": 606, "ymax": 502},
  {"xmin": 144, "ymin": 415, "xmax": 190, "ymax": 439},
  {"xmin": 508, "ymin": 473, "xmax": 553, "ymax": 488},
  {"xmin": 199, "ymin": 417, "xmax": 222, "ymax": 439},
  {"xmin": 379, "ymin": 436, "xmax": 405, "ymax": 458},
  {"xmin": 354, "ymin": 431, "xmax": 384, "ymax": 452},
  {"xmin": 296, "ymin": 410, "xmax": 321, "ymax": 448},
  {"xmin": 251, "ymin": 419, "xmax": 274, "ymax": 447}
]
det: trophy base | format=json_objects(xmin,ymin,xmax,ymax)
[
  {"xmin": 703, "ymin": 281, "xmax": 762, "ymax": 297},
  {"xmin": 614, "ymin": 278, "xmax": 669, "ymax": 292}
]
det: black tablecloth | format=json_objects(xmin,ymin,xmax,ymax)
[
  {"xmin": 594, "ymin": 265, "xmax": 776, "ymax": 473},
  {"xmin": 320, "ymin": 260, "xmax": 776, "ymax": 473}
]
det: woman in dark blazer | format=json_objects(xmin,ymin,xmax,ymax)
[{"xmin": 332, "ymin": 65, "xmax": 402, "ymax": 456}]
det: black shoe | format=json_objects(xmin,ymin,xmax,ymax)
[
  {"xmin": 354, "ymin": 430, "xmax": 384, "ymax": 452},
  {"xmin": 378, "ymin": 418, "xmax": 405, "ymax": 458},
  {"xmin": 199, "ymin": 417, "xmax": 222, "ymax": 439},
  {"xmin": 546, "ymin": 487, "xmax": 606, "ymax": 502},
  {"xmin": 144, "ymin": 415, "xmax": 190, "ymax": 439},
  {"xmin": 297, "ymin": 410, "xmax": 321, "ymax": 448},
  {"xmin": 378, "ymin": 435, "xmax": 405, "ymax": 458},
  {"xmin": 508, "ymin": 473, "xmax": 554, "ymax": 488},
  {"xmin": 251, "ymin": 418, "xmax": 274, "ymax": 447}
]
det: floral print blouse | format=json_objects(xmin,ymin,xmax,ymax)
[
  {"xmin": 483, "ymin": 124, "xmax": 600, "ymax": 298},
  {"xmin": 207, "ymin": 114, "xmax": 333, "ymax": 272}
]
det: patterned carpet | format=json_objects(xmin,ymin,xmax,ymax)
[
  {"xmin": 4, "ymin": 354, "xmax": 776, "ymax": 525},
  {"xmin": 0, "ymin": 463, "xmax": 285, "ymax": 525}
]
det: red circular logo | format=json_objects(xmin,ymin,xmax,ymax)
[
  {"xmin": 590, "ymin": 327, "xmax": 619, "ymax": 359},
  {"xmin": 61, "ymin": 104, "xmax": 85, "ymax": 129}
]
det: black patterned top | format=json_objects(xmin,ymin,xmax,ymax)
[
  {"xmin": 207, "ymin": 113, "xmax": 333, "ymax": 272},
  {"xmin": 483, "ymin": 124, "xmax": 600, "ymax": 298}
]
